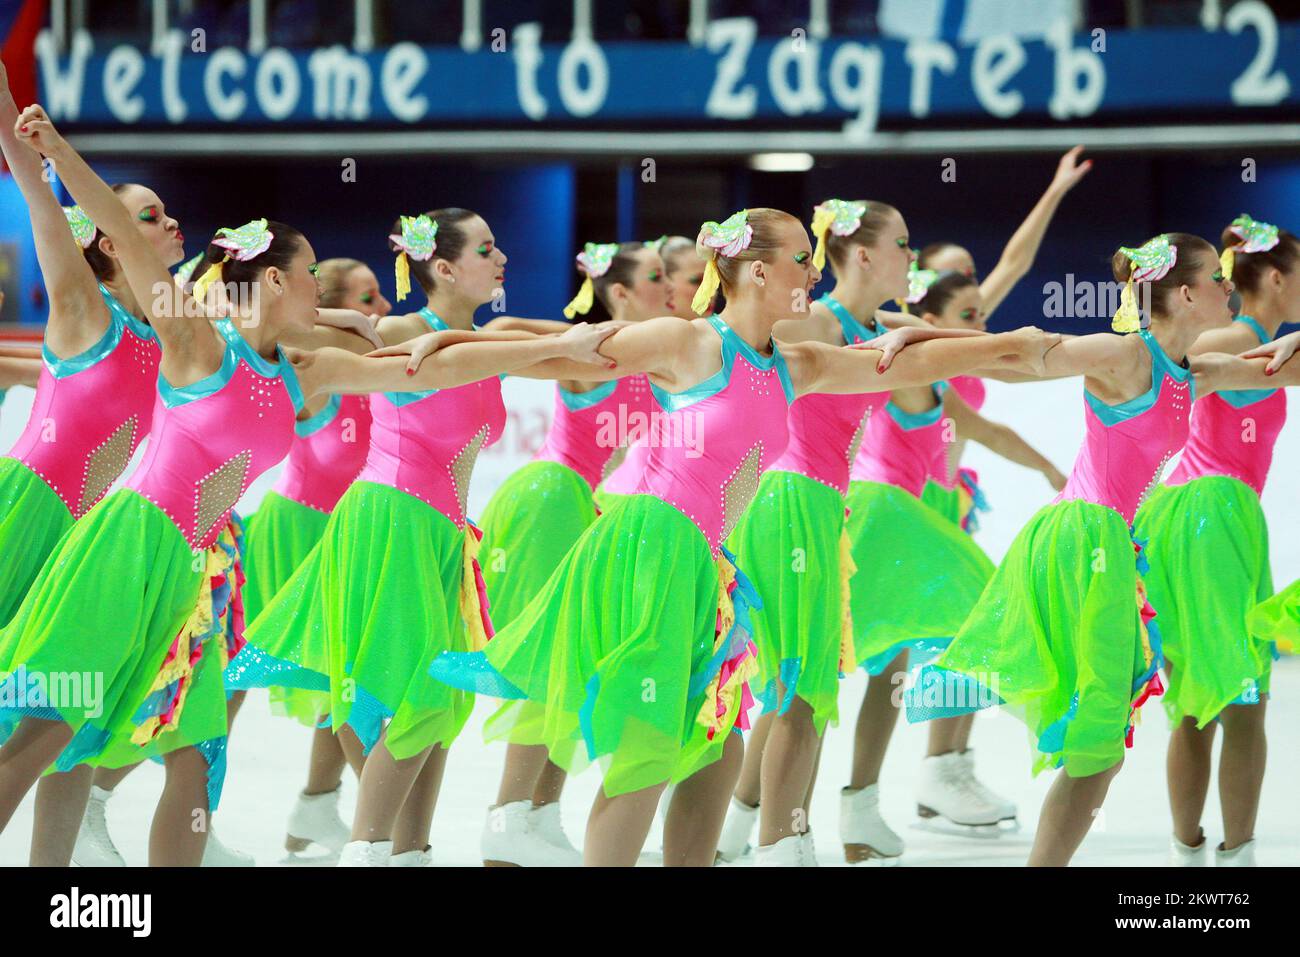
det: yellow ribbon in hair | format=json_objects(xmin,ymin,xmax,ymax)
[
  {"xmin": 691, "ymin": 257, "xmax": 722, "ymax": 316},
  {"xmin": 810, "ymin": 205, "xmax": 836, "ymax": 271},
  {"xmin": 1219, "ymin": 247, "xmax": 1235, "ymax": 283},
  {"xmin": 1112, "ymin": 275, "xmax": 1142, "ymax": 333},
  {"xmin": 459, "ymin": 526, "xmax": 492, "ymax": 652},
  {"xmin": 191, "ymin": 256, "xmax": 228, "ymax": 305},
  {"xmin": 395, "ymin": 250, "xmax": 411, "ymax": 302},
  {"xmin": 563, "ymin": 276, "xmax": 595, "ymax": 319}
]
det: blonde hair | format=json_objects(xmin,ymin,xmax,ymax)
[
  {"xmin": 696, "ymin": 208, "xmax": 801, "ymax": 297},
  {"xmin": 317, "ymin": 258, "xmax": 368, "ymax": 308},
  {"xmin": 823, "ymin": 201, "xmax": 900, "ymax": 272}
]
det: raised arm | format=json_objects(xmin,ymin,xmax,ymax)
[
  {"xmin": 0, "ymin": 61, "xmax": 105, "ymax": 326},
  {"xmin": 980, "ymin": 147, "xmax": 1091, "ymax": 318},
  {"xmin": 944, "ymin": 391, "xmax": 1067, "ymax": 490},
  {"xmin": 786, "ymin": 326, "xmax": 1055, "ymax": 397},
  {"xmin": 13, "ymin": 105, "xmax": 191, "ymax": 352}
]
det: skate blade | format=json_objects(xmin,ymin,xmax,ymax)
[
  {"xmin": 843, "ymin": 843, "xmax": 902, "ymax": 866},
  {"xmin": 483, "ymin": 859, "xmax": 522, "ymax": 867},
  {"xmin": 914, "ymin": 805, "xmax": 1003, "ymax": 838}
]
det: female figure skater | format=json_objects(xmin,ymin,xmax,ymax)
[
  {"xmin": 476, "ymin": 241, "xmax": 666, "ymax": 867},
  {"xmin": 1132, "ymin": 216, "xmax": 1299, "ymax": 868},
  {"xmin": 932, "ymin": 231, "xmax": 1300, "ymax": 866},
  {"xmin": 0, "ymin": 111, "xmax": 614, "ymax": 866},
  {"xmin": 419, "ymin": 206, "xmax": 1055, "ymax": 866},
  {"xmin": 226, "ymin": 209, "xmax": 621, "ymax": 867}
]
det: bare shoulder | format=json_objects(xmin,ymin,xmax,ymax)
[
  {"xmin": 377, "ymin": 312, "xmax": 433, "ymax": 347},
  {"xmin": 773, "ymin": 301, "xmax": 841, "ymax": 346}
]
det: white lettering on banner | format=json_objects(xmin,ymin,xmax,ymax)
[
  {"xmin": 103, "ymin": 44, "xmax": 146, "ymax": 122},
  {"xmin": 380, "ymin": 43, "xmax": 428, "ymax": 122},
  {"xmin": 971, "ymin": 34, "xmax": 1025, "ymax": 118},
  {"xmin": 35, "ymin": 29, "xmax": 93, "ymax": 121},
  {"xmin": 705, "ymin": 17, "xmax": 758, "ymax": 119},
  {"xmin": 905, "ymin": 39, "xmax": 958, "ymax": 118},
  {"xmin": 512, "ymin": 22, "xmax": 547, "ymax": 120},
  {"xmin": 159, "ymin": 30, "xmax": 188, "ymax": 123},
  {"xmin": 204, "ymin": 47, "xmax": 247, "ymax": 121},
  {"xmin": 828, "ymin": 41, "xmax": 883, "ymax": 138},
  {"xmin": 307, "ymin": 45, "xmax": 372, "ymax": 119},
  {"xmin": 1227, "ymin": 0, "xmax": 1290, "ymax": 106},
  {"xmin": 557, "ymin": 38, "xmax": 609, "ymax": 116},
  {"xmin": 255, "ymin": 48, "xmax": 301, "ymax": 120},
  {"xmin": 768, "ymin": 36, "xmax": 825, "ymax": 115},
  {"xmin": 1046, "ymin": 20, "xmax": 1105, "ymax": 119}
]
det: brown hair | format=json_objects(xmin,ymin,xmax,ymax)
[
  {"xmin": 82, "ymin": 184, "xmax": 138, "ymax": 283},
  {"xmin": 824, "ymin": 201, "xmax": 902, "ymax": 271},
  {"xmin": 1110, "ymin": 232, "xmax": 1216, "ymax": 319},
  {"xmin": 658, "ymin": 236, "xmax": 697, "ymax": 275},
  {"xmin": 317, "ymin": 258, "xmax": 367, "ymax": 308},
  {"xmin": 189, "ymin": 220, "xmax": 309, "ymax": 290},
  {"xmin": 913, "ymin": 270, "xmax": 978, "ymax": 316},
  {"xmin": 591, "ymin": 242, "xmax": 647, "ymax": 314},
  {"xmin": 1220, "ymin": 223, "xmax": 1300, "ymax": 296},
  {"xmin": 387, "ymin": 208, "xmax": 481, "ymax": 297},
  {"xmin": 697, "ymin": 208, "xmax": 802, "ymax": 295}
]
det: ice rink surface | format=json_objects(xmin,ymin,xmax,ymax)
[{"xmin": 2, "ymin": 373, "xmax": 1298, "ymax": 866}]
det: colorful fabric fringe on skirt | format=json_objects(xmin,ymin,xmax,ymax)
[
  {"xmin": 0, "ymin": 489, "xmax": 245, "ymax": 810},
  {"xmin": 240, "ymin": 490, "xmax": 332, "ymax": 727},
  {"xmin": 1134, "ymin": 476, "xmax": 1276, "ymax": 725},
  {"xmin": 845, "ymin": 480, "xmax": 994, "ymax": 675},
  {"xmin": 226, "ymin": 481, "xmax": 491, "ymax": 759},
  {"xmin": 1250, "ymin": 578, "xmax": 1300, "ymax": 656},
  {"xmin": 921, "ymin": 467, "xmax": 989, "ymax": 535},
  {"xmin": 725, "ymin": 470, "xmax": 854, "ymax": 733},
  {"xmin": 0, "ymin": 458, "xmax": 74, "ymax": 626},
  {"xmin": 429, "ymin": 493, "xmax": 759, "ymax": 798},
  {"xmin": 929, "ymin": 499, "xmax": 1165, "ymax": 777}
]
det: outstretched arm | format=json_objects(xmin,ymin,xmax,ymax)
[
  {"xmin": 981, "ymin": 147, "xmax": 1091, "ymax": 318},
  {"xmin": 944, "ymin": 391, "xmax": 1067, "ymax": 490},
  {"xmin": 786, "ymin": 326, "xmax": 1056, "ymax": 396},
  {"xmin": 13, "ymin": 105, "xmax": 192, "ymax": 354},
  {"xmin": 0, "ymin": 61, "xmax": 105, "ymax": 327},
  {"xmin": 481, "ymin": 315, "xmax": 575, "ymax": 335},
  {"xmin": 1193, "ymin": 351, "xmax": 1300, "ymax": 395},
  {"xmin": 0, "ymin": 355, "xmax": 41, "ymax": 389}
]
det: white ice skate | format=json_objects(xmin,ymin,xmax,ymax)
[
  {"xmin": 528, "ymin": 801, "xmax": 582, "ymax": 864},
  {"xmin": 1215, "ymin": 839, "xmax": 1256, "ymax": 867},
  {"xmin": 285, "ymin": 785, "xmax": 351, "ymax": 856},
  {"xmin": 72, "ymin": 785, "xmax": 126, "ymax": 867},
  {"xmin": 390, "ymin": 845, "xmax": 434, "ymax": 867},
  {"xmin": 480, "ymin": 800, "xmax": 582, "ymax": 866},
  {"xmin": 714, "ymin": 798, "xmax": 759, "ymax": 863},
  {"xmin": 914, "ymin": 753, "xmax": 1003, "ymax": 837},
  {"xmin": 338, "ymin": 839, "xmax": 392, "ymax": 867},
  {"xmin": 1168, "ymin": 830, "xmax": 1208, "ymax": 866},
  {"xmin": 840, "ymin": 785, "xmax": 903, "ymax": 865},
  {"xmin": 755, "ymin": 832, "xmax": 818, "ymax": 867},
  {"xmin": 201, "ymin": 824, "xmax": 255, "ymax": 866},
  {"xmin": 955, "ymin": 750, "xmax": 1019, "ymax": 827}
]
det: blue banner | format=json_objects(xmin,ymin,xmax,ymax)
[{"xmin": 32, "ymin": 16, "xmax": 1300, "ymax": 132}]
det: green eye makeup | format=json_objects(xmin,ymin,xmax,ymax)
[
  {"xmin": 360, "ymin": 292, "xmax": 374, "ymax": 303},
  {"xmin": 648, "ymin": 270, "xmax": 661, "ymax": 282},
  {"xmin": 138, "ymin": 206, "xmax": 159, "ymax": 222},
  {"xmin": 897, "ymin": 238, "xmax": 910, "ymax": 249},
  {"xmin": 477, "ymin": 243, "xmax": 492, "ymax": 256},
  {"xmin": 308, "ymin": 263, "xmax": 320, "ymax": 277},
  {"xmin": 794, "ymin": 251, "xmax": 810, "ymax": 264},
  {"xmin": 1211, "ymin": 270, "xmax": 1225, "ymax": 283}
]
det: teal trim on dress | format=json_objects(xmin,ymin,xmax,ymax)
[
  {"xmin": 42, "ymin": 285, "xmax": 156, "ymax": 379},
  {"xmin": 558, "ymin": 378, "xmax": 618, "ymax": 411},
  {"xmin": 1219, "ymin": 315, "xmax": 1278, "ymax": 407},
  {"xmin": 883, "ymin": 380, "xmax": 949, "ymax": 430},
  {"xmin": 650, "ymin": 313, "xmax": 795, "ymax": 411},
  {"xmin": 818, "ymin": 293, "xmax": 882, "ymax": 345},
  {"xmin": 381, "ymin": 307, "xmax": 447, "ymax": 405},
  {"xmin": 1084, "ymin": 329, "xmax": 1195, "ymax": 426},
  {"xmin": 159, "ymin": 317, "xmax": 304, "ymax": 412},
  {"xmin": 294, "ymin": 393, "xmax": 342, "ymax": 436}
]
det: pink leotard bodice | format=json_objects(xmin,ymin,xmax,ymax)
[
  {"xmin": 599, "ymin": 434, "xmax": 651, "ymax": 495},
  {"xmin": 6, "ymin": 285, "xmax": 160, "ymax": 518},
  {"xmin": 354, "ymin": 309, "xmax": 506, "ymax": 529},
  {"xmin": 949, "ymin": 375, "xmax": 986, "ymax": 411},
  {"xmin": 1166, "ymin": 316, "xmax": 1285, "ymax": 497},
  {"xmin": 768, "ymin": 295, "xmax": 888, "ymax": 496},
  {"xmin": 627, "ymin": 314, "xmax": 795, "ymax": 555},
  {"xmin": 535, "ymin": 374, "xmax": 653, "ymax": 491},
  {"xmin": 851, "ymin": 382, "xmax": 950, "ymax": 499},
  {"xmin": 1054, "ymin": 330, "xmax": 1193, "ymax": 525},
  {"xmin": 125, "ymin": 318, "xmax": 303, "ymax": 550},
  {"xmin": 271, "ymin": 393, "xmax": 372, "ymax": 512}
]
